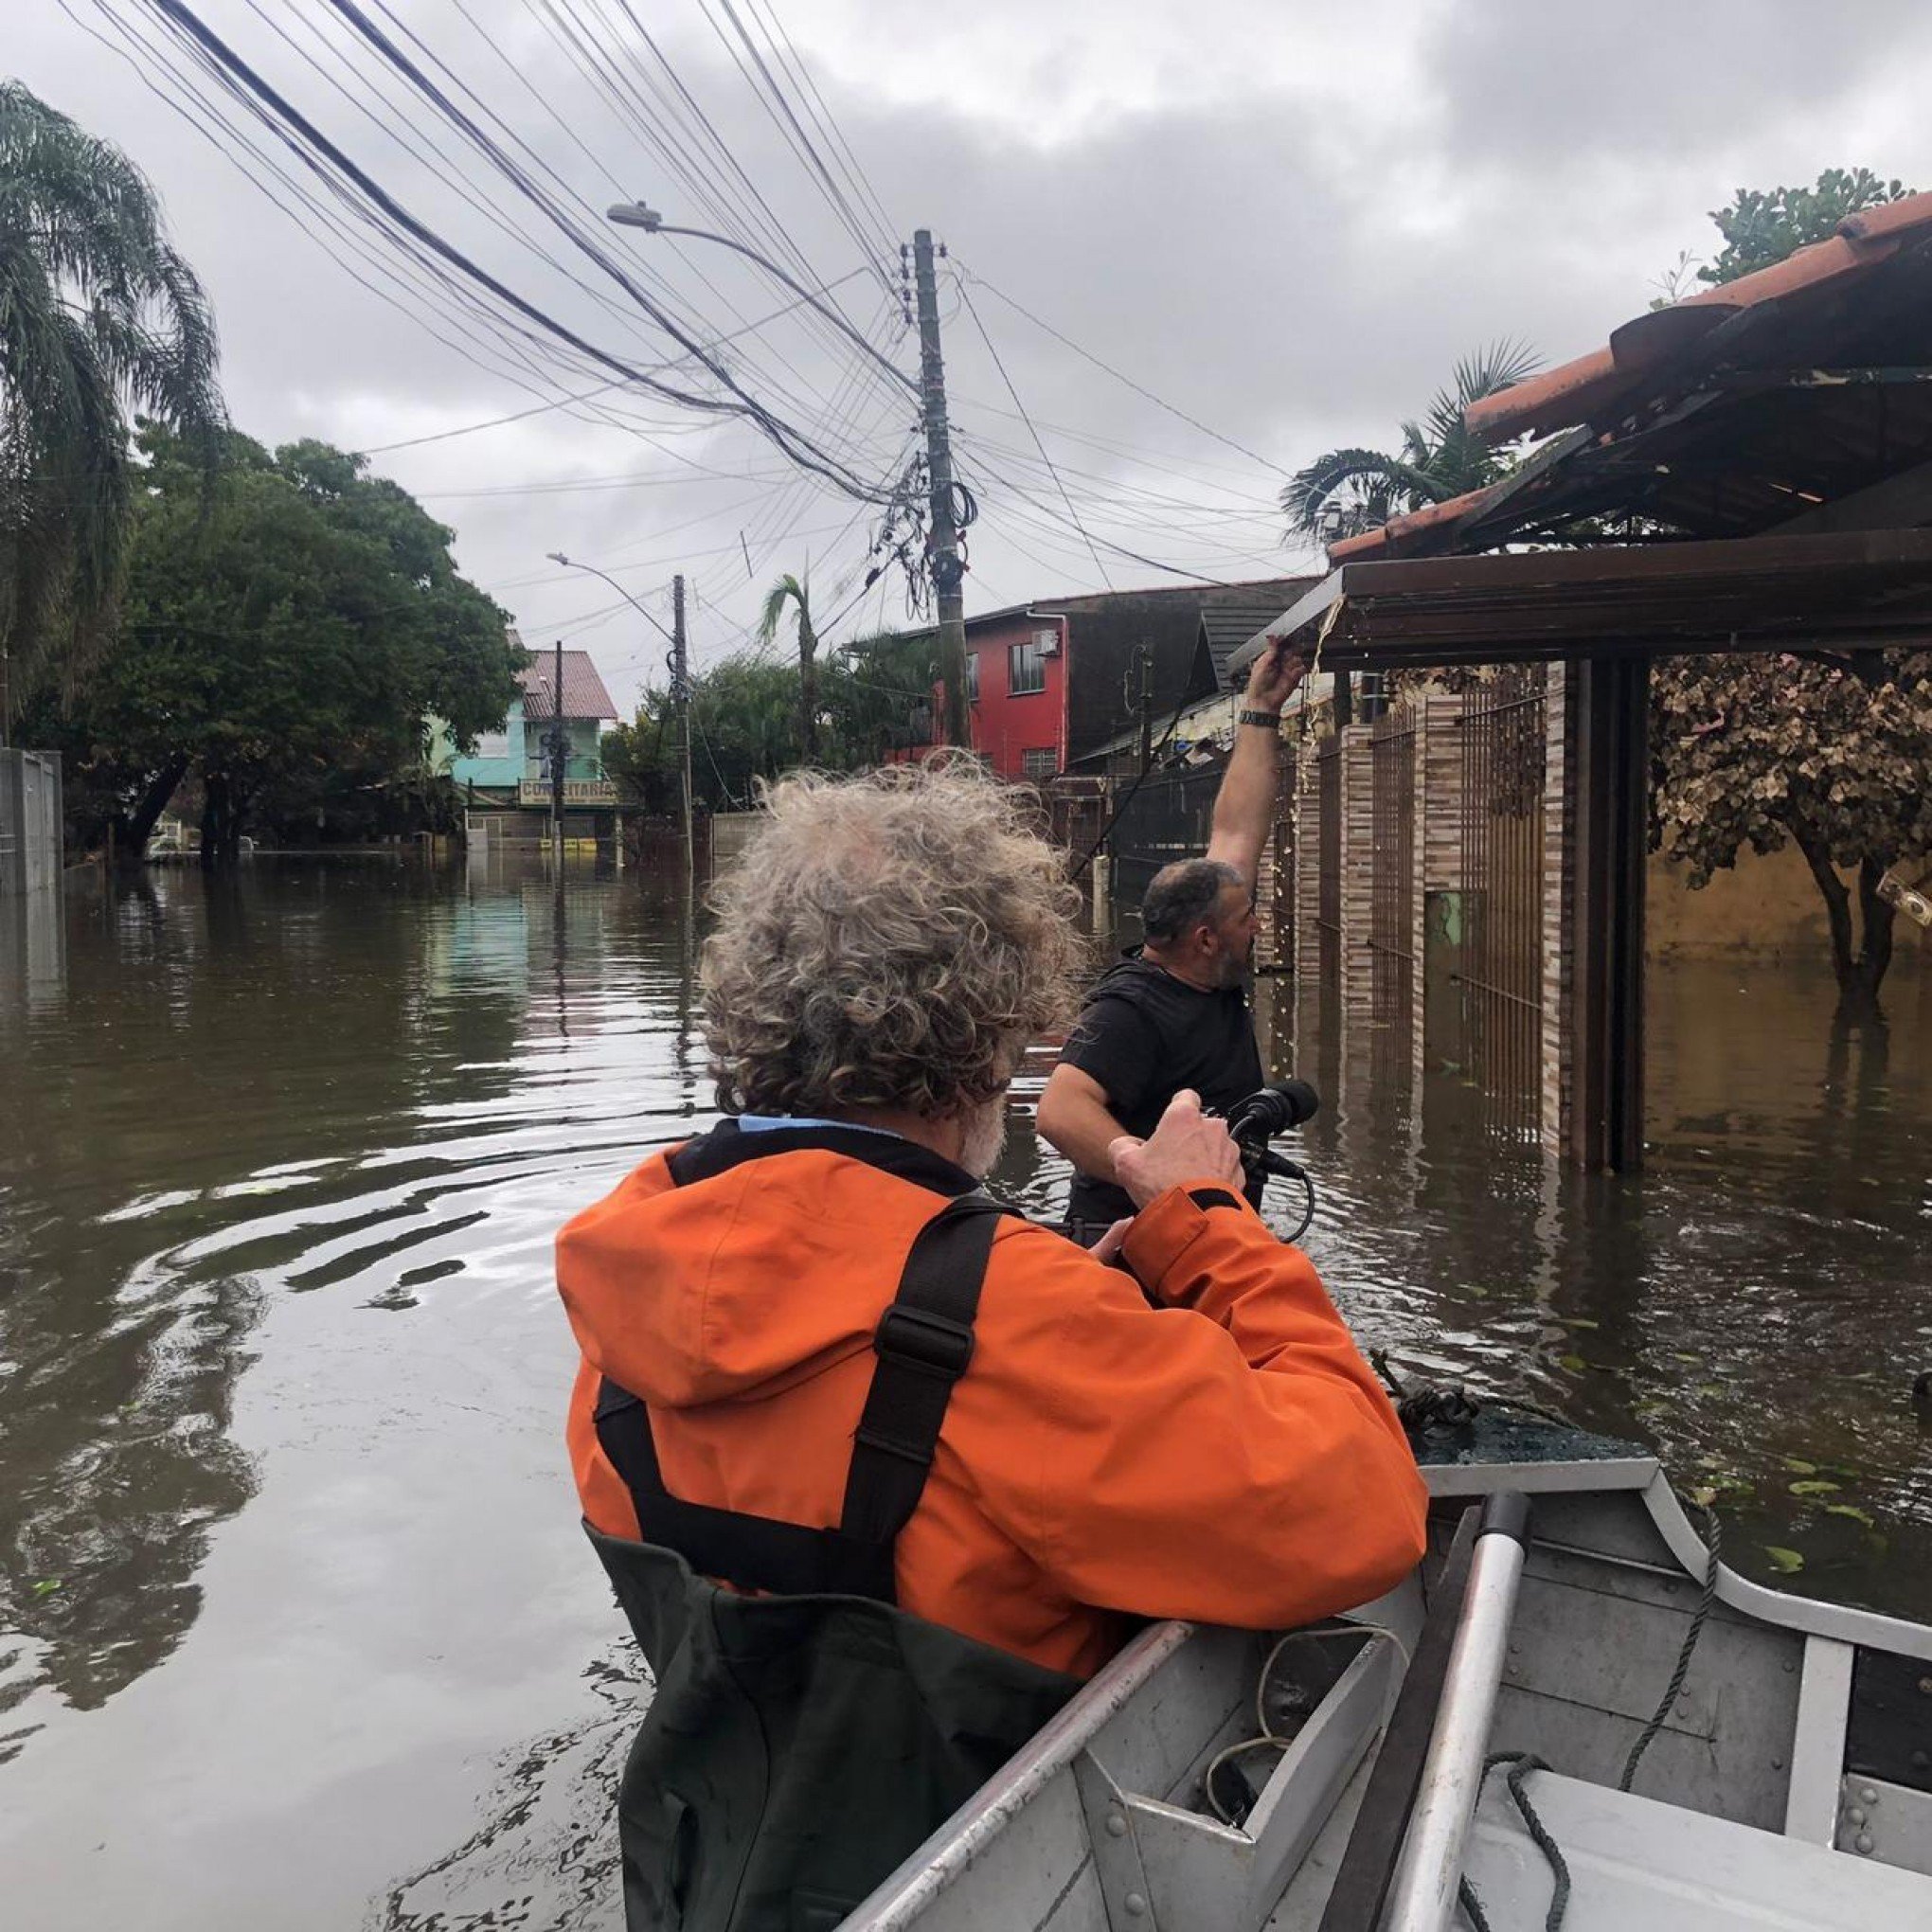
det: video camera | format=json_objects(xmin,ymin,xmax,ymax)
[{"xmin": 1225, "ymin": 1078, "xmax": 1320, "ymax": 1243}]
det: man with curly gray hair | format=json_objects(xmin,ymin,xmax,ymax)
[
  {"xmin": 557, "ymin": 758, "xmax": 1424, "ymax": 1932},
  {"xmin": 700, "ymin": 758, "xmax": 1087, "ymax": 1177}
]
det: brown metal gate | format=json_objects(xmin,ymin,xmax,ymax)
[
  {"xmin": 1458, "ymin": 668, "xmax": 1547, "ymax": 1136},
  {"xmin": 1315, "ymin": 734, "xmax": 1342, "ymax": 988},
  {"xmin": 1368, "ymin": 704, "xmax": 1417, "ymax": 1030}
]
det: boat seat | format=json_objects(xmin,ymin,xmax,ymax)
[{"xmin": 1464, "ymin": 1769, "xmax": 1932, "ymax": 1930}]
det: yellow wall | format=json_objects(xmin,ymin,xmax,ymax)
[{"xmin": 1649, "ymin": 840, "xmax": 1923, "ymax": 971}]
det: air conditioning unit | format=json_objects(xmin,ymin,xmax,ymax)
[{"xmin": 1034, "ymin": 626, "xmax": 1060, "ymax": 656}]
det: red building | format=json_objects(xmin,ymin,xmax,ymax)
[
  {"xmin": 951, "ymin": 606, "xmax": 1071, "ymax": 781},
  {"xmin": 884, "ymin": 581, "xmax": 1313, "ymax": 780}
]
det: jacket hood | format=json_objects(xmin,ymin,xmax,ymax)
[{"xmin": 557, "ymin": 1122, "xmax": 981, "ymax": 1412}]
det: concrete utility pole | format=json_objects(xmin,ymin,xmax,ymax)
[
  {"xmin": 550, "ymin": 637, "xmax": 566, "ymax": 868},
  {"xmin": 672, "ymin": 573, "xmax": 695, "ymax": 894},
  {"xmin": 912, "ymin": 230, "xmax": 971, "ymax": 755},
  {"xmin": 1137, "ymin": 645, "xmax": 1155, "ymax": 772}
]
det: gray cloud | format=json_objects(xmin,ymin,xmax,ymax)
[{"xmin": 11, "ymin": 1, "xmax": 1932, "ymax": 708}]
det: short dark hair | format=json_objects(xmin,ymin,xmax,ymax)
[{"xmin": 1141, "ymin": 859, "xmax": 1243, "ymax": 942}]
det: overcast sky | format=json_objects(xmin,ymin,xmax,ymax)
[{"xmin": 15, "ymin": 0, "xmax": 1932, "ymax": 714}]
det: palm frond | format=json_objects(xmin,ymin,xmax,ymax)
[{"xmin": 0, "ymin": 81, "xmax": 225, "ymax": 719}]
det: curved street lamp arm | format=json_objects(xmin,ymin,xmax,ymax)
[{"xmin": 642, "ymin": 222, "xmax": 916, "ymax": 397}]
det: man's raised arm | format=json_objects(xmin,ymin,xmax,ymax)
[{"xmin": 1206, "ymin": 637, "xmax": 1309, "ymax": 888}]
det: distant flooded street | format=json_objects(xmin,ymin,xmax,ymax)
[{"xmin": 3, "ymin": 861, "xmax": 1929, "ymax": 1930}]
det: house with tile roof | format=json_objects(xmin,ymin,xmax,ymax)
[{"xmin": 448, "ymin": 637, "xmax": 619, "ymax": 811}]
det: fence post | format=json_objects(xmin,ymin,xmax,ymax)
[
  {"xmin": 1339, "ymin": 724, "xmax": 1375, "ymax": 1011},
  {"xmin": 1540, "ymin": 663, "xmax": 1573, "ymax": 1155}
]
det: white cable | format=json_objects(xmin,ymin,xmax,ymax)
[{"xmin": 1202, "ymin": 1620, "xmax": 1413, "ymax": 1826}]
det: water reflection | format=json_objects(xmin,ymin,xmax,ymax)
[
  {"xmin": 0, "ymin": 863, "xmax": 1926, "ymax": 1932},
  {"xmin": 1230, "ymin": 964, "xmax": 1932, "ymax": 1613}
]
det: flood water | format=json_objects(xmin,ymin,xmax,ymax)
[{"xmin": 3, "ymin": 859, "xmax": 1930, "ymax": 1930}]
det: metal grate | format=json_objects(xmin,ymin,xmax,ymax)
[
  {"xmin": 1316, "ymin": 733, "xmax": 1342, "ymax": 988},
  {"xmin": 1108, "ymin": 766, "xmax": 1223, "ymax": 919},
  {"xmin": 1368, "ymin": 704, "xmax": 1418, "ymax": 1031},
  {"xmin": 1458, "ymin": 667, "xmax": 1547, "ymax": 1137}
]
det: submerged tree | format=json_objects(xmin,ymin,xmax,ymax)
[
  {"xmin": 29, "ymin": 424, "xmax": 521, "ymax": 864},
  {"xmin": 1280, "ymin": 340, "xmax": 1540, "ymax": 545},
  {"xmin": 1650, "ymin": 167, "xmax": 1923, "ymax": 1007},
  {"xmin": 0, "ymin": 81, "xmax": 224, "ymax": 738},
  {"xmin": 1655, "ymin": 653, "xmax": 1932, "ymax": 1005}
]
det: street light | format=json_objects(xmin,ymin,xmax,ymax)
[
  {"xmin": 606, "ymin": 201, "xmax": 916, "ymax": 396},
  {"xmin": 547, "ymin": 550, "xmax": 692, "ymax": 892}
]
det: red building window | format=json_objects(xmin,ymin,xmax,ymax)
[{"xmin": 1008, "ymin": 636, "xmax": 1047, "ymax": 695}]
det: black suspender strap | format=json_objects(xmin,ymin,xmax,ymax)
[
  {"xmin": 840, "ymin": 1195, "xmax": 1006, "ymax": 1546},
  {"xmin": 594, "ymin": 1377, "xmax": 900, "ymax": 1601},
  {"xmin": 592, "ymin": 1190, "xmax": 1009, "ymax": 1601}
]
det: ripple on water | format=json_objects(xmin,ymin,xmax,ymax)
[{"xmin": 1, "ymin": 868, "xmax": 1929, "ymax": 1932}]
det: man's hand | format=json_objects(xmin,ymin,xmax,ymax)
[
  {"xmin": 1108, "ymin": 1089, "xmax": 1243, "ymax": 1209},
  {"xmin": 1245, "ymin": 636, "xmax": 1311, "ymax": 715}
]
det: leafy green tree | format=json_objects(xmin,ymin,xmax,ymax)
[
  {"xmin": 757, "ymin": 572, "xmax": 819, "ymax": 760},
  {"xmin": 0, "ymin": 82, "xmax": 224, "ymax": 737},
  {"xmin": 1697, "ymin": 168, "xmax": 1912, "ymax": 284},
  {"xmin": 602, "ymin": 631, "xmax": 939, "ymax": 813},
  {"xmin": 1651, "ymin": 168, "xmax": 1923, "ymax": 1006},
  {"xmin": 1280, "ymin": 341, "xmax": 1541, "ymax": 543},
  {"xmin": 28, "ymin": 424, "xmax": 522, "ymax": 864}
]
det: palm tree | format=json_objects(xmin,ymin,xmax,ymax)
[
  {"xmin": 1, "ymin": 81, "xmax": 224, "ymax": 741},
  {"xmin": 757, "ymin": 570, "xmax": 819, "ymax": 762},
  {"xmin": 1281, "ymin": 340, "xmax": 1540, "ymax": 546}
]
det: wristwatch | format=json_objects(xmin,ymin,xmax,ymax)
[{"xmin": 1237, "ymin": 707, "xmax": 1281, "ymax": 728}]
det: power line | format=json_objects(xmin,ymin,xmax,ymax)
[
  {"xmin": 958, "ymin": 448, "xmax": 1233, "ymax": 585},
  {"xmin": 957, "ymin": 261, "xmax": 1294, "ymax": 480},
  {"xmin": 698, "ymin": 0, "xmax": 896, "ymax": 291},
  {"xmin": 957, "ymin": 277, "xmax": 1112, "ymax": 590},
  {"xmin": 133, "ymin": 0, "xmax": 896, "ymax": 503},
  {"xmin": 745, "ymin": 0, "xmax": 901, "ymax": 262},
  {"xmin": 318, "ymin": 0, "xmax": 895, "ymax": 489}
]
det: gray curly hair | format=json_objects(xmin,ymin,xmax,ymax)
[{"xmin": 703, "ymin": 757, "xmax": 1088, "ymax": 1118}]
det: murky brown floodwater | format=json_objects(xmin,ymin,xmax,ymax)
[{"xmin": 2, "ymin": 860, "xmax": 1929, "ymax": 1930}]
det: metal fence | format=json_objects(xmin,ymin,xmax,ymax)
[
  {"xmin": 1368, "ymin": 704, "xmax": 1417, "ymax": 1030},
  {"xmin": 1315, "ymin": 734, "xmax": 1342, "ymax": 988},
  {"xmin": 1458, "ymin": 668, "xmax": 1547, "ymax": 1136},
  {"xmin": 1109, "ymin": 766, "xmax": 1222, "ymax": 921}
]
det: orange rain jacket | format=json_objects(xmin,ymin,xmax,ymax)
[{"xmin": 559, "ymin": 1125, "xmax": 1428, "ymax": 1679}]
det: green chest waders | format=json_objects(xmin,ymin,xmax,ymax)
[{"xmin": 587, "ymin": 1194, "xmax": 1082, "ymax": 1932}]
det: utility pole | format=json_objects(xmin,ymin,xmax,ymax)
[
  {"xmin": 549, "ymin": 636, "xmax": 565, "ymax": 868},
  {"xmin": 672, "ymin": 573, "xmax": 694, "ymax": 894},
  {"xmin": 1137, "ymin": 645, "xmax": 1155, "ymax": 772},
  {"xmin": 911, "ymin": 230, "xmax": 971, "ymax": 754}
]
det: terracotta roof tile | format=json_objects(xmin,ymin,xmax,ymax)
[{"xmin": 518, "ymin": 647, "xmax": 618, "ymax": 722}]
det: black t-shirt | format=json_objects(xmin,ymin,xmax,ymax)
[{"xmin": 1058, "ymin": 956, "xmax": 1264, "ymax": 1225}]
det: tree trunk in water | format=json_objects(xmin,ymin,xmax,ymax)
[
  {"xmin": 1845, "ymin": 855, "xmax": 1899, "ymax": 1010},
  {"xmin": 200, "ymin": 771, "xmax": 243, "ymax": 871},
  {"xmin": 1791, "ymin": 823, "xmax": 1855, "ymax": 985},
  {"xmin": 117, "ymin": 754, "xmax": 191, "ymax": 863},
  {"xmin": 1790, "ymin": 822, "xmax": 1897, "ymax": 1012}
]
